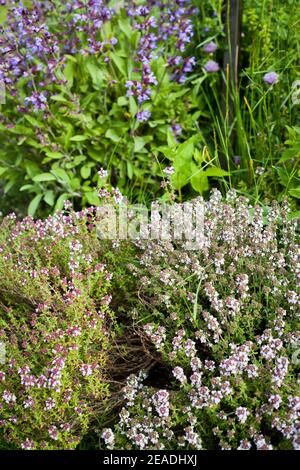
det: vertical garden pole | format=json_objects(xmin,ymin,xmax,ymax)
[
  {"xmin": 220, "ymin": 0, "xmax": 243, "ymax": 169},
  {"xmin": 224, "ymin": 0, "xmax": 243, "ymax": 88}
]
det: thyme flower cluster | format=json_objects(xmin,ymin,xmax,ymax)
[{"xmin": 102, "ymin": 190, "xmax": 299, "ymax": 450}]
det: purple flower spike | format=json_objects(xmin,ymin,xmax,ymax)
[
  {"xmin": 136, "ymin": 109, "xmax": 151, "ymax": 122},
  {"xmin": 263, "ymin": 72, "xmax": 279, "ymax": 85},
  {"xmin": 203, "ymin": 41, "xmax": 218, "ymax": 53},
  {"xmin": 204, "ymin": 60, "xmax": 220, "ymax": 73}
]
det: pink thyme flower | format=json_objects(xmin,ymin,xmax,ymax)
[
  {"xmin": 172, "ymin": 366, "xmax": 187, "ymax": 384},
  {"xmin": 235, "ymin": 406, "xmax": 249, "ymax": 424},
  {"xmin": 48, "ymin": 425, "xmax": 59, "ymax": 441},
  {"xmin": 98, "ymin": 167, "xmax": 108, "ymax": 178},
  {"xmin": 163, "ymin": 166, "xmax": 175, "ymax": 176},
  {"xmin": 21, "ymin": 438, "xmax": 35, "ymax": 450}
]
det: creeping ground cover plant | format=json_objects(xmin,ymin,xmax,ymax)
[
  {"xmin": 0, "ymin": 206, "xmax": 115, "ymax": 449},
  {"xmin": 101, "ymin": 190, "xmax": 300, "ymax": 450},
  {"xmin": 0, "ymin": 187, "xmax": 299, "ymax": 450}
]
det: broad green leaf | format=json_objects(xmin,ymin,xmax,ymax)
[
  {"xmin": 85, "ymin": 61, "xmax": 105, "ymax": 88},
  {"xmin": 25, "ymin": 161, "xmax": 40, "ymax": 178},
  {"xmin": 24, "ymin": 115, "xmax": 42, "ymax": 128},
  {"xmin": 204, "ymin": 167, "xmax": 229, "ymax": 177},
  {"xmin": 54, "ymin": 193, "xmax": 69, "ymax": 212},
  {"xmin": 171, "ymin": 162, "xmax": 191, "ymax": 190},
  {"xmin": 28, "ymin": 194, "xmax": 42, "ymax": 216},
  {"xmin": 44, "ymin": 190, "xmax": 55, "ymax": 206},
  {"xmin": 69, "ymin": 177, "xmax": 81, "ymax": 191},
  {"xmin": 117, "ymin": 96, "xmax": 128, "ymax": 107},
  {"xmin": 118, "ymin": 18, "xmax": 132, "ymax": 38},
  {"xmin": 110, "ymin": 52, "xmax": 127, "ymax": 76},
  {"xmin": 134, "ymin": 136, "xmax": 146, "ymax": 152},
  {"xmin": 64, "ymin": 61, "xmax": 74, "ymax": 87},
  {"xmin": 129, "ymin": 96, "xmax": 138, "ymax": 116},
  {"xmin": 80, "ymin": 165, "xmax": 91, "ymax": 179},
  {"xmin": 85, "ymin": 190, "xmax": 100, "ymax": 206},
  {"xmin": 105, "ymin": 128, "xmax": 121, "ymax": 142},
  {"xmin": 167, "ymin": 128, "xmax": 177, "ymax": 149},
  {"xmin": 51, "ymin": 168, "xmax": 70, "ymax": 184},
  {"xmin": 190, "ymin": 165, "xmax": 209, "ymax": 194},
  {"xmin": 289, "ymin": 187, "xmax": 300, "ymax": 198},
  {"xmin": 176, "ymin": 139, "xmax": 194, "ymax": 161},
  {"xmin": 155, "ymin": 145, "xmax": 174, "ymax": 160},
  {"xmin": 88, "ymin": 149, "xmax": 103, "ymax": 162}
]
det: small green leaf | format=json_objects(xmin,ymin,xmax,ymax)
[
  {"xmin": 44, "ymin": 151, "xmax": 64, "ymax": 160},
  {"xmin": 33, "ymin": 173, "xmax": 56, "ymax": 182},
  {"xmin": 20, "ymin": 184, "xmax": 34, "ymax": 192},
  {"xmin": 127, "ymin": 161, "xmax": 133, "ymax": 179},
  {"xmin": 70, "ymin": 135, "xmax": 89, "ymax": 142}
]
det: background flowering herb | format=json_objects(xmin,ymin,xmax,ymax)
[{"xmin": 0, "ymin": 0, "xmax": 201, "ymax": 214}]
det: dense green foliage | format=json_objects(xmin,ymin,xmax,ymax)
[{"xmin": 0, "ymin": 1, "xmax": 299, "ymax": 217}]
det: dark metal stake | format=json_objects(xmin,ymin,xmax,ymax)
[{"xmin": 220, "ymin": 0, "xmax": 243, "ymax": 169}]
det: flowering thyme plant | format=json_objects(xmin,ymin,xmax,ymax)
[
  {"xmin": 0, "ymin": 205, "xmax": 115, "ymax": 449},
  {"xmin": 101, "ymin": 190, "xmax": 300, "ymax": 450}
]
